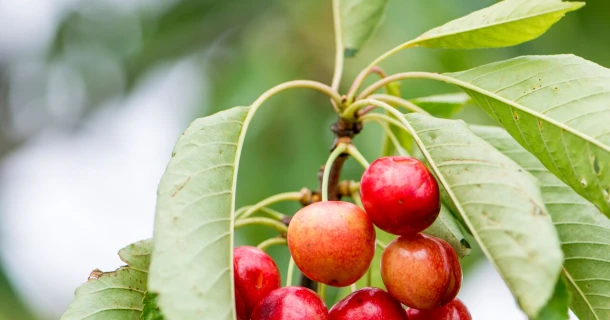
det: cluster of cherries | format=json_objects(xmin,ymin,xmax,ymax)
[{"xmin": 233, "ymin": 156, "xmax": 472, "ymax": 319}]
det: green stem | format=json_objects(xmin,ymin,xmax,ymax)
[
  {"xmin": 357, "ymin": 72, "xmax": 459, "ymax": 101},
  {"xmin": 317, "ymin": 283, "xmax": 327, "ymax": 301},
  {"xmin": 322, "ymin": 143, "xmax": 349, "ymax": 202},
  {"xmin": 346, "ymin": 40, "xmax": 419, "ymax": 103},
  {"xmin": 350, "ymin": 283, "xmax": 357, "ymax": 293},
  {"xmin": 331, "ymin": 0, "xmax": 344, "ymax": 92},
  {"xmin": 234, "ymin": 217, "xmax": 289, "ymax": 234},
  {"xmin": 237, "ymin": 192, "xmax": 303, "ymax": 220},
  {"xmin": 368, "ymin": 94, "xmax": 430, "ymax": 115},
  {"xmin": 360, "ymin": 113, "xmax": 406, "ymax": 130},
  {"xmin": 250, "ymin": 80, "xmax": 342, "ymax": 109},
  {"xmin": 346, "ymin": 145, "xmax": 370, "ymax": 169},
  {"xmin": 286, "ymin": 257, "xmax": 296, "ymax": 287},
  {"xmin": 259, "ymin": 207, "xmax": 287, "ymax": 221},
  {"xmin": 376, "ymin": 239, "xmax": 388, "ymax": 250},
  {"xmin": 351, "ymin": 191, "xmax": 364, "ymax": 210},
  {"xmin": 256, "ymin": 237, "xmax": 287, "ymax": 251}
]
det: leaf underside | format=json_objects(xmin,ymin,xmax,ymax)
[
  {"xmin": 445, "ymin": 55, "xmax": 610, "ymax": 215},
  {"xmin": 414, "ymin": 0, "xmax": 584, "ymax": 49},
  {"xmin": 61, "ymin": 239, "xmax": 153, "ymax": 320},
  {"xmin": 149, "ymin": 107, "xmax": 251, "ymax": 320},
  {"xmin": 410, "ymin": 92, "xmax": 471, "ymax": 118},
  {"xmin": 473, "ymin": 125, "xmax": 610, "ymax": 320},
  {"xmin": 423, "ymin": 205, "xmax": 471, "ymax": 258},
  {"xmin": 405, "ymin": 113, "xmax": 563, "ymax": 317}
]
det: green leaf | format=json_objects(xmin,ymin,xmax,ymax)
[
  {"xmin": 423, "ymin": 205, "xmax": 471, "ymax": 258},
  {"xmin": 473, "ymin": 125, "xmax": 610, "ymax": 320},
  {"xmin": 444, "ymin": 55, "xmax": 610, "ymax": 215},
  {"xmin": 410, "ymin": 92, "xmax": 471, "ymax": 118},
  {"xmin": 405, "ymin": 113, "xmax": 563, "ymax": 317},
  {"xmin": 149, "ymin": 106, "xmax": 252, "ymax": 320},
  {"xmin": 534, "ymin": 276, "xmax": 571, "ymax": 320},
  {"xmin": 340, "ymin": 0, "xmax": 390, "ymax": 57},
  {"xmin": 412, "ymin": 0, "xmax": 583, "ymax": 49},
  {"xmin": 61, "ymin": 239, "xmax": 152, "ymax": 320},
  {"xmin": 141, "ymin": 293, "xmax": 164, "ymax": 320}
]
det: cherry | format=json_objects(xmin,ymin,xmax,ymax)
[
  {"xmin": 250, "ymin": 286, "xmax": 329, "ymax": 320},
  {"xmin": 329, "ymin": 287, "xmax": 408, "ymax": 320},
  {"xmin": 233, "ymin": 246, "xmax": 281, "ymax": 316},
  {"xmin": 360, "ymin": 156, "xmax": 440, "ymax": 235},
  {"xmin": 235, "ymin": 289, "xmax": 247, "ymax": 320},
  {"xmin": 381, "ymin": 234, "xmax": 462, "ymax": 310},
  {"xmin": 407, "ymin": 298, "xmax": 472, "ymax": 320},
  {"xmin": 287, "ymin": 201, "xmax": 376, "ymax": 287}
]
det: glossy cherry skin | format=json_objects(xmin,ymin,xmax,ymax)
[
  {"xmin": 407, "ymin": 298, "xmax": 472, "ymax": 320},
  {"xmin": 360, "ymin": 156, "xmax": 440, "ymax": 235},
  {"xmin": 235, "ymin": 289, "xmax": 247, "ymax": 320},
  {"xmin": 287, "ymin": 201, "xmax": 376, "ymax": 287},
  {"xmin": 381, "ymin": 234, "xmax": 462, "ymax": 309},
  {"xmin": 233, "ymin": 246, "xmax": 281, "ymax": 316},
  {"xmin": 250, "ymin": 286, "xmax": 329, "ymax": 320},
  {"xmin": 329, "ymin": 287, "xmax": 408, "ymax": 320}
]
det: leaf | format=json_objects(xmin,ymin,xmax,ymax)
[
  {"xmin": 422, "ymin": 205, "xmax": 471, "ymax": 258},
  {"xmin": 534, "ymin": 276, "xmax": 571, "ymax": 320},
  {"xmin": 149, "ymin": 106, "xmax": 252, "ymax": 320},
  {"xmin": 410, "ymin": 92, "xmax": 471, "ymax": 118},
  {"xmin": 444, "ymin": 55, "xmax": 610, "ymax": 215},
  {"xmin": 141, "ymin": 293, "xmax": 164, "ymax": 320},
  {"xmin": 405, "ymin": 113, "xmax": 563, "ymax": 317},
  {"xmin": 61, "ymin": 239, "xmax": 152, "ymax": 320},
  {"xmin": 340, "ymin": 0, "xmax": 390, "ymax": 57},
  {"xmin": 472, "ymin": 125, "xmax": 610, "ymax": 320},
  {"xmin": 413, "ymin": 0, "xmax": 583, "ymax": 49}
]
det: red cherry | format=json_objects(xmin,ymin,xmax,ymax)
[
  {"xmin": 407, "ymin": 298, "xmax": 472, "ymax": 320},
  {"xmin": 381, "ymin": 234, "xmax": 462, "ymax": 309},
  {"xmin": 287, "ymin": 201, "xmax": 376, "ymax": 287},
  {"xmin": 250, "ymin": 286, "xmax": 329, "ymax": 320},
  {"xmin": 233, "ymin": 246, "xmax": 281, "ymax": 316},
  {"xmin": 360, "ymin": 156, "xmax": 440, "ymax": 235},
  {"xmin": 329, "ymin": 287, "xmax": 408, "ymax": 319},
  {"xmin": 235, "ymin": 289, "xmax": 247, "ymax": 320}
]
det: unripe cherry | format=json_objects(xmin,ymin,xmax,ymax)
[
  {"xmin": 360, "ymin": 156, "xmax": 440, "ymax": 235},
  {"xmin": 381, "ymin": 234, "xmax": 462, "ymax": 309},
  {"xmin": 288, "ymin": 201, "xmax": 376, "ymax": 287}
]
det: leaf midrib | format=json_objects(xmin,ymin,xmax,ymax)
[
  {"xmin": 416, "ymin": 2, "xmax": 583, "ymax": 44},
  {"xmin": 441, "ymin": 74, "xmax": 610, "ymax": 153}
]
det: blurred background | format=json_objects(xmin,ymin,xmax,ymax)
[{"xmin": 0, "ymin": 0, "xmax": 608, "ymax": 319}]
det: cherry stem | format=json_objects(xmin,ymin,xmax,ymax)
[
  {"xmin": 350, "ymin": 283, "xmax": 357, "ymax": 293},
  {"xmin": 367, "ymin": 94, "xmax": 430, "ymax": 115},
  {"xmin": 317, "ymin": 283, "xmax": 327, "ymax": 301},
  {"xmin": 237, "ymin": 192, "xmax": 303, "ymax": 220},
  {"xmin": 256, "ymin": 237, "xmax": 287, "ymax": 251},
  {"xmin": 346, "ymin": 144, "xmax": 370, "ymax": 169},
  {"xmin": 322, "ymin": 143, "xmax": 349, "ymax": 202},
  {"xmin": 360, "ymin": 114, "xmax": 408, "ymax": 156},
  {"xmin": 350, "ymin": 191, "xmax": 364, "ymax": 209},
  {"xmin": 286, "ymin": 257, "xmax": 296, "ymax": 287},
  {"xmin": 234, "ymin": 217, "xmax": 289, "ymax": 234},
  {"xmin": 376, "ymin": 239, "xmax": 388, "ymax": 250}
]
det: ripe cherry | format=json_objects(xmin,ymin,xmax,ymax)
[
  {"xmin": 233, "ymin": 246, "xmax": 281, "ymax": 316},
  {"xmin": 250, "ymin": 286, "xmax": 329, "ymax": 320},
  {"xmin": 235, "ymin": 289, "xmax": 247, "ymax": 320},
  {"xmin": 360, "ymin": 156, "xmax": 440, "ymax": 235},
  {"xmin": 381, "ymin": 234, "xmax": 462, "ymax": 310},
  {"xmin": 329, "ymin": 287, "xmax": 408, "ymax": 320},
  {"xmin": 287, "ymin": 201, "xmax": 376, "ymax": 287},
  {"xmin": 407, "ymin": 298, "xmax": 472, "ymax": 320}
]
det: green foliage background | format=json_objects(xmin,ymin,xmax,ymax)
[{"xmin": 1, "ymin": 0, "xmax": 610, "ymax": 318}]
